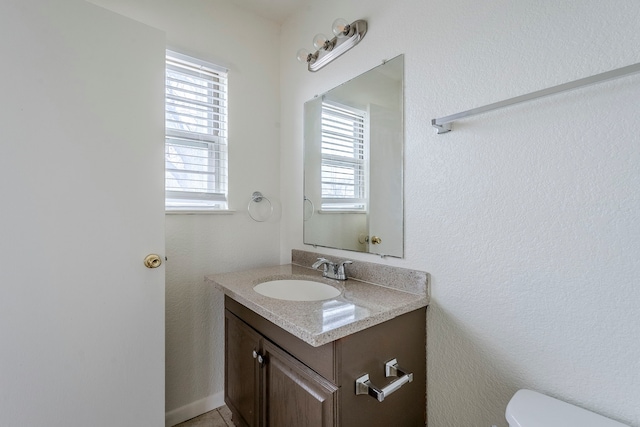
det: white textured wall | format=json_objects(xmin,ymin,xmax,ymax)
[
  {"xmin": 280, "ymin": 1, "xmax": 640, "ymax": 426},
  {"xmin": 89, "ymin": 0, "xmax": 281, "ymax": 420}
]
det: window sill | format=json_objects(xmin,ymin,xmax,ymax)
[{"xmin": 165, "ymin": 209, "xmax": 236, "ymax": 215}]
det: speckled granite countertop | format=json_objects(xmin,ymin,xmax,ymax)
[{"xmin": 206, "ymin": 261, "xmax": 429, "ymax": 347}]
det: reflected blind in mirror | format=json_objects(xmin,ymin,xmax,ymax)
[{"xmin": 320, "ymin": 101, "xmax": 366, "ymax": 211}]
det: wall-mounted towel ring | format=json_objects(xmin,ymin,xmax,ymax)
[
  {"xmin": 248, "ymin": 191, "xmax": 273, "ymax": 222},
  {"xmin": 303, "ymin": 196, "xmax": 315, "ymax": 221}
]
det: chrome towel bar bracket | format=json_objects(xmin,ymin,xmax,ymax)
[{"xmin": 355, "ymin": 358, "xmax": 414, "ymax": 402}]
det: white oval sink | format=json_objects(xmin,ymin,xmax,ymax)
[{"xmin": 253, "ymin": 279, "xmax": 341, "ymax": 301}]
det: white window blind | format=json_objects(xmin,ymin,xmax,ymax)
[
  {"xmin": 165, "ymin": 51, "xmax": 228, "ymax": 210},
  {"xmin": 321, "ymin": 101, "xmax": 367, "ymax": 211}
]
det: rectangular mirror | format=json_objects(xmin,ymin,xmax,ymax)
[{"xmin": 303, "ymin": 54, "xmax": 404, "ymax": 258}]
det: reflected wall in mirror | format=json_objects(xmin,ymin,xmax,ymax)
[{"xmin": 304, "ymin": 54, "xmax": 404, "ymax": 258}]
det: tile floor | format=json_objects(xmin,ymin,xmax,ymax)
[{"xmin": 174, "ymin": 406, "xmax": 234, "ymax": 427}]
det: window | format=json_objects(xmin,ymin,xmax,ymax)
[
  {"xmin": 320, "ymin": 101, "xmax": 367, "ymax": 211},
  {"xmin": 165, "ymin": 51, "xmax": 228, "ymax": 210}
]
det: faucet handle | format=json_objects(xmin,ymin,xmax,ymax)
[
  {"xmin": 336, "ymin": 260, "xmax": 353, "ymax": 280},
  {"xmin": 312, "ymin": 257, "xmax": 332, "ymax": 270}
]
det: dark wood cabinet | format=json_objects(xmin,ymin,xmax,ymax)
[
  {"xmin": 224, "ymin": 296, "xmax": 426, "ymax": 427},
  {"xmin": 262, "ymin": 340, "xmax": 338, "ymax": 427},
  {"xmin": 225, "ymin": 310, "xmax": 262, "ymax": 427},
  {"xmin": 225, "ymin": 310, "xmax": 338, "ymax": 427}
]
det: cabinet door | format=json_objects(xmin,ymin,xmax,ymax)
[
  {"xmin": 225, "ymin": 310, "xmax": 262, "ymax": 427},
  {"xmin": 262, "ymin": 340, "xmax": 338, "ymax": 427}
]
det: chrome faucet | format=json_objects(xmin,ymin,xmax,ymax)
[{"xmin": 311, "ymin": 257, "xmax": 353, "ymax": 280}]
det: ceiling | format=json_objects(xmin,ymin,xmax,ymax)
[{"xmin": 229, "ymin": 0, "xmax": 311, "ymax": 24}]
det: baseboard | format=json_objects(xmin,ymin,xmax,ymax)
[{"xmin": 165, "ymin": 391, "xmax": 225, "ymax": 427}]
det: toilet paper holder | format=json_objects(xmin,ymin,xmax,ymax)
[{"xmin": 355, "ymin": 358, "xmax": 413, "ymax": 402}]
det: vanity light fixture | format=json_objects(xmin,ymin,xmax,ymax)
[{"xmin": 296, "ymin": 18, "xmax": 368, "ymax": 72}]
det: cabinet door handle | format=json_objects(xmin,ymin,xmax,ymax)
[
  {"xmin": 355, "ymin": 359, "xmax": 413, "ymax": 402},
  {"xmin": 252, "ymin": 350, "xmax": 265, "ymax": 365}
]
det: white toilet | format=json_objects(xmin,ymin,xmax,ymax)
[{"xmin": 506, "ymin": 389, "xmax": 629, "ymax": 427}]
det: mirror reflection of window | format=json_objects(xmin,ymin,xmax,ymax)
[
  {"xmin": 321, "ymin": 300, "xmax": 357, "ymax": 332},
  {"xmin": 320, "ymin": 101, "xmax": 368, "ymax": 212}
]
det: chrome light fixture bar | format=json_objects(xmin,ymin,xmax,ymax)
[{"xmin": 296, "ymin": 19, "xmax": 368, "ymax": 72}]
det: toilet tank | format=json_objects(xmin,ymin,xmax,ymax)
[{"xmin": 506, "ymin": 389, "xmax": 629, "ymax": 427}]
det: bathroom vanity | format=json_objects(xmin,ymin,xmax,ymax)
[{"xmin": 208, "ymin": 251, "xmax": 429, "ymax": 427}]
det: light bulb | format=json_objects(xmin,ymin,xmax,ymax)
[
  {"xmin": 313, "ymin": 33, "xmax": 330, "ymax": 50},
  {"xmin": 332, "ymin": 18, "xmax": 350, "ymax": 38},
  {"xmin": 296, "ymin": 48, "xmax": 311, "ymax": 63}
]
